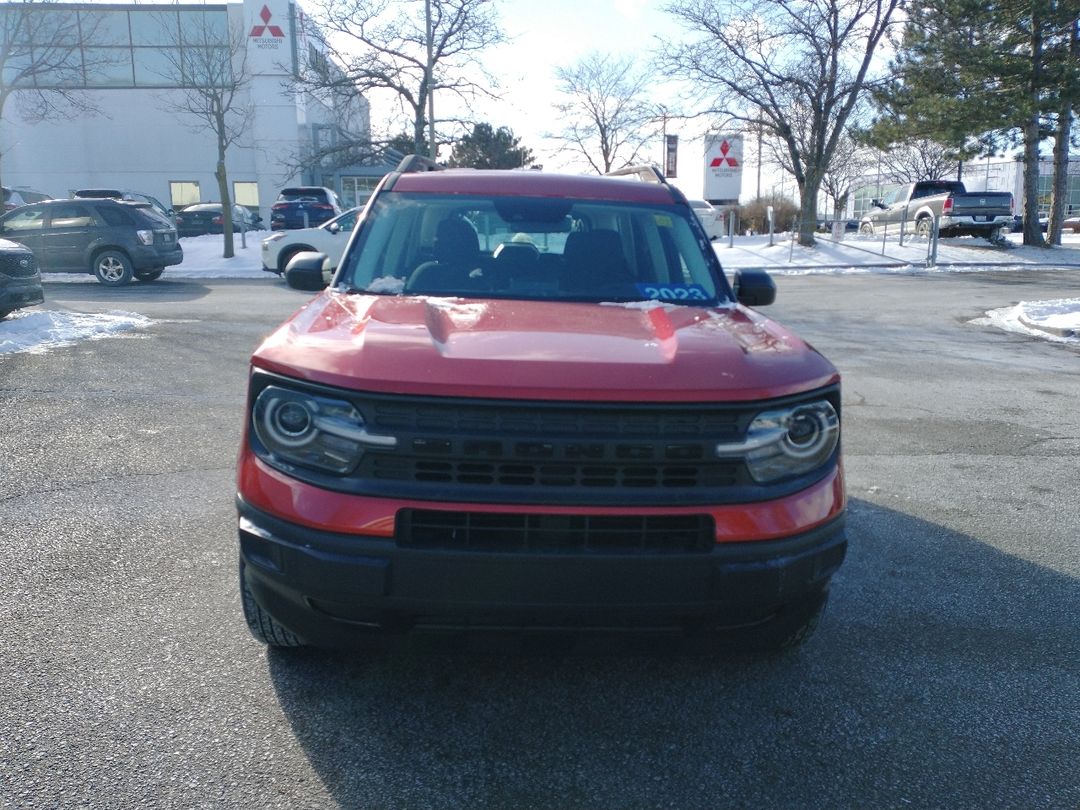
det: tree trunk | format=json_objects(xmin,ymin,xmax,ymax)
[
  {"xmin": 797, "ymin": 169, "xmax": 821, "ymax": 247},
  {"xmin": 1047, "ymin": 105, "xmax": 1072, "ymax": 245},
  {"xmin": 1021, "ymin": 114, "xmax": 1044, "ymax": 247},
  {"xmin": 216, "ymin": 153, "xmax": 234, "ymax": 260},
  {"xmin": 1022, "ymin": 14, "xmax": 1046, "ymax": 248}
]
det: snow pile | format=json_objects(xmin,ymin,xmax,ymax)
[
  {"xmin": 973, "ymin": 298, "xmax": 1080, "ymax": 342},
  {"xmin": 0, "ymin": 310, "xmax": 152, "ymax": 355}
]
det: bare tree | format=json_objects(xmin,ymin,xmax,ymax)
[
  {"xmin": 819, "ymin": 133, "xmax": 876, "ymax": 219},
  {"xmin": 660, "ymin": 0, "xmax": 902, "ymax": 246},
  {"xmin": 0, "ymin": 1, "xmax": 105, "ymax": 187},
  {"xmin": 299, "ymin": 0, "xmax": 505, "ymax": 158},
  {"xmin": 551, "ymin": 53, "xmax": 658, "ymax": 175},
  {"xmin": 156, "ymin": 13, "xmax": 252, "ymax": 259},
  {"xmin": 874, "ymin": 138, "xmax": 961, "ymax": 183}
]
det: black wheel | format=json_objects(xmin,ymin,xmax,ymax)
[
  {"xmin": 92, "ymin": 250, "xmax": 134, "ymax": 286},
  {"xmin": 134, "ymin": 267, "xmax": 163, "ymax": 282},
  {"xmin": 239, "ymin": 563, "xmax": 304, "ymax": 648},
  {"xmin": 859, "ymin": 222, "xmax": 874, "ymax": 236},
  {"xmin": 708, "ymin": 587, "xmax": 830, "ymax": 653},
  {"xmin": 278, "ymin": 246, "xmax": 312, "ymax": 274},
  {"xmin": 915, "ymin": 217, "xmax": 933, "ymax": 239}
]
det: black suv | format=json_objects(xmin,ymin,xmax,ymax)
[
  {"xmin": 0, "ymin": 199, "xmax": 183, "ymax": 285},
  {"xmin": 0, "ymin": 239, "xmax": 43, "ymax": 319},
  {"xmin": 270, "ymin": 186, "xmax": 342, "ymax": 230}
]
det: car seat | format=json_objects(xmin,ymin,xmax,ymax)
[
  {"xmin": 408, "ymin": 217, "xmax": 488, "ymax": 293},
  {"xmin": 561, "ymin": 229, "xmax": 632, "ymax": 294}
]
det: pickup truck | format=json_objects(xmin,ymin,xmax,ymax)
[{"xmin": 858, "ymin": 180, "xmax": 1013, "ymax": 242}]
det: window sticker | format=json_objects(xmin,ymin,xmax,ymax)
[
  {"xmin": 636, "ymin": 283, "xmax": 709, "ymax": 301},
  {"xmin": 653, "ymin": 214, "xmax": 673, "ymax": 228}
]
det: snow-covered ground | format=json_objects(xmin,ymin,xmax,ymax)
[{"xmin": 2, "ymin": 229, "xmax": 1078, "ymax": 356}]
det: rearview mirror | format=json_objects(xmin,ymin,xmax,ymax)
[
  {"xmin": 284, "ymin": 251, "xmax": 330, "ymax": 291},
  {"xmin": 733, "ymin": 268, "xmax": 776, "ymax": 307}
]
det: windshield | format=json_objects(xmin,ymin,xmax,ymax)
[{"xmin": 338, "ymin": 192, "xmax": 728, "ymax": 304}]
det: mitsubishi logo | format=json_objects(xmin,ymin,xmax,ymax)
[
  {"xmin": 710, "ymin": 140, "xmax": 739, "ymax": 168},
  {"xmin": 250, "ymin": 6, "xmax": 284, "ymax": 37}
]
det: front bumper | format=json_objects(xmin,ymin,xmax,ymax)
[
  {"xmin": 0, "ymin": 278, "xmax": 44, "ymax": 311},
  {"xmin": 237, "ymin": 497, "xmax": 847, "ymax": 646}
]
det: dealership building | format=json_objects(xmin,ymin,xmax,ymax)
[{"xmin": 0, "ymin": 0, "xmax": 391, "ymax": 220}]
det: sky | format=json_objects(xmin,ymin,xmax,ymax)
[
  {"xmin": 363, "ymin": 0, "xmax": 727, "ymax": 201},
  {"xmin": 3, "ymin": 230, "xmax": 1079, "ymax": 356}
]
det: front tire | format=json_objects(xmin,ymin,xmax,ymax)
[
  {"xmin": 92, "ymin": 250, "xmax": 134, "ymax": 286},
  {"xmin": 859, "ymin": 221, "xmax": 874, "ymax": 236},
  {"xmin": 278, "ymin": 246, "xmax": 313, "ymax": 274},
  {"xmin": 240, "ymin": 563, "xmax": 304, "ymax": 648},
  {"xmin": 134, "ymin": 267, "xmax": 163, "ymax": 282}
]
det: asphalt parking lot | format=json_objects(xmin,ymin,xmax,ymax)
[{"xmin": 2, "ymin": 271, "xmax": 1079, "ymax": 809}]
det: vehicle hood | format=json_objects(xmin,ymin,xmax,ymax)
[{"xmin": 251, "ymin": 293, "xmax": 839, "ymax": 402}]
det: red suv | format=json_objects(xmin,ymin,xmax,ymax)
[{"xmin": 237, "ymin": 160, "xmax": 846, "ymax": 650}]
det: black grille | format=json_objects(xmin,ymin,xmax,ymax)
[
  {"xmin": 370, "ymin": 401, "xmax": 740, "ymax": 438},
  {"xmin": 398, "ymin": 510, "xmax": 715, "ymax": 553},
  {"xmin": 0, "ymin": 250, "xmax": 37, "ymax": 278},
  {"xmin": 369, "ymin": 456, "xmax": 739, "ymax": 489},
  {"xmin": 352, "ymin": 398, "xmax": 750, "ymax": 498}
]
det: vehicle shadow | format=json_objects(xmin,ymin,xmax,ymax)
[
  {"xmin": 42, "ymin": 277, "xmax": 215, "ymax": 304},
  {"xmin": 265, "ymin": 499, "xmax": 1080, "ymax": 809}
]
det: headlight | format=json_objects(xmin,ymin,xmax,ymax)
[
  {"xmin": 252, "ymin": 385, "xmax": 380, "ymax": 474},
  {"xmin": 716, "ymin": 400, "xmax": 839, "ymax": 483}
]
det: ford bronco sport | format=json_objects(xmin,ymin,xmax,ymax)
[{"xmin": 237, "ymin": 158, "xmax": 847, "ymax": 651}]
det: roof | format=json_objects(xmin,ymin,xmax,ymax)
[{"xmin": 391, "ymin": 170, "xmax": 680, "ymax": 204}]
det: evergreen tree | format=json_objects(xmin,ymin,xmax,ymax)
[
  {"xmin": 447, "ymin": 123, "xmax": 535, "ymax": 169},
  {"xmin": 868, "ymin": 0, "xmax": 1079, "ymax": 246}
]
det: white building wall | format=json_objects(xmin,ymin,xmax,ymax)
[{"xmin": 1, "ymin": 0, "xmax": 366, "ymax": 222}]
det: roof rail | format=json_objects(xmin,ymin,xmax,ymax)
[
  {"xmin": 605, "ymin": 164, "xmax": 668, "ymax": 184},
  {"xmin": 396, "ymin": 154, "xmax": 443, "ymax": 173}
]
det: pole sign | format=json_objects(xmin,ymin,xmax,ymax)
[
  {"xmin": 665, "ymin": 134, "xmax": 678, "ymax": 178},
  {"xmin": 703, "ymin": 133, "xmax": 743, "ymax": 201}
]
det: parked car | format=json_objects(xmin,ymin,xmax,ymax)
[
  {"xmin": 0, "ymin": 198, "xmax": 182, "ymax": 285},
  {"xmin": 816, "ymin": 218, "xmax": 859, "ymax": 234},
  {"xmin": 0, "ymin": 238, "xmax": 44, "ymax": 319},
  {"xmin": 175, "ymin": 203, "xmax": 263, "ymax": 237},
  {"xmin": 2, "ymin": 187, "xmax": 26, "ymax": 211},
  {"xmin": 269, "ymin": 186, "xmax": 342, "ymax": 230},
  {"xmin": 236, "ymin": 157, "xmax": 846, "ymax": 651},
  {"xmin": 261, "ymin": 206, "xmax": 359, "ymax": 275},
  {"xmin": 688, "ymin": 199, "xmax": 725, "ymax": 240},
  {"xmin": 859, "ymin": 180, "xmax": 1013, "ymax": 241},
  {"xmin": 1064, "ymin": 215, "xmax": 1080, "ymax": 233},
  {"xmin": 73, "ymin": 188, "xmax": 175, "ymax": 222},
  {"xmin": 3, "ymin": 187, "xmax": 56, "ymax": 212}
]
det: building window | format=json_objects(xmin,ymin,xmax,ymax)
[
  {"xmin": 134, "ymin": 47, "xmax": 181, "ymax": 87},
  {"xmin": 170, "ymin": 182, "xmax": 200, "ymax": 208},
  {"xmin": 129, "ymin": 10, "xmax": 179, "ymax": 46},
  {"xmin": 339, "ymin": 177, "xmax": 381, "ymax": 209},
  {"xmin": 233, "ymin": 182, "xmax": 259, "ymax": 208}
]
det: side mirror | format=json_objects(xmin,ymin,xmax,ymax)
[
  {"xmin": 733, "ymin": 268, "xmax": 776, "ymax": 307},
  {"xmin": 284, "ymin": 251, "xmax": 330, "ymax": 291},
  {"xmin": 871, "ymin": 198, "xmax": 886, "ymax": 209},
  {"xmin": 327, "ymin": 222, "xmax": 340, "ymax": 235}
]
